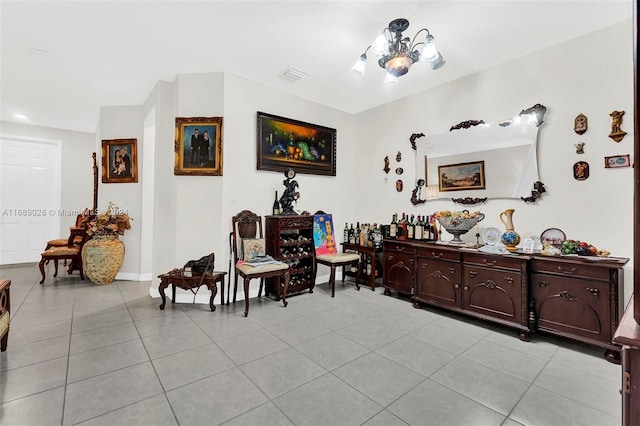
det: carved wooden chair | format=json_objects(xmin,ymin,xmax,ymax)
[
  {"xmin": 313, "ymin": 211, "xmax": 361, "ymax": 297},
  {"xmin": 232, "ymin": 210, "xmax": 289, "ymax": 317},
  {"xmin": 39, "ymin": 227, "xmax": 89, "ymax": 284},
  {"xmin": 45, "ymin": 208, "xmax": 92, "ymax": 250}
]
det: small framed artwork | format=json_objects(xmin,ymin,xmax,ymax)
[
  {"xmin": 256, "ymin": 111, "xmax": 336, "ymax": 176},
  {"xmin": 604, "ymin": 154, "xmax": 631, "ymax": 168},
  {"xmin": 174, "ymin": 117, "xmax": 223, "ymax": 176},
  {"xmin": 438, "ymin": 161, "xmax": 485, "ymax": 192},
  {"xmin": 101, "ymin": 138, "xmax": 138, "ymax": 183}
]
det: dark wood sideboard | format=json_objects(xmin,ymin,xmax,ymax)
[{"xmin": 384, "ymin": 239, "xmax": 628, "ymax": 362}]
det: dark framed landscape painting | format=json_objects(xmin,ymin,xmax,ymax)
[
  {"xmin": 256, "ymin": 111, "xmax": 336, "ymax": 176},
  {"xmin": 438, "ymin": 161, "xmax": 486, "ymax": 192}
]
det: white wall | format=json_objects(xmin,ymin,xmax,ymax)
[
  {"xmin": 352, "ymin": 20, "xmax": 635, "ymax": 299},
  {"xmin": 0, "ymin": 121, "xmax": 94, "ymax": 235}
]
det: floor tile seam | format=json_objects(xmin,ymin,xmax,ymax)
[
  {"xmin": 231, "ymin": 344, "xmax": 295, "ymax": 369},
  {"xmin": 478, "ymin": 332, "xmax": 558, "ymax": 362},
  {"xmin": 0, "ymin": 384, "xmax": 67, "ymax": 406},
  {"xmin": 508, "ymin": 383, "xmax": 621, "ymax": 422},
  {"xmin": 332, "ymin": 321, "xmax": 415, "ymax": 351},
  {"xmin": 324, "ymin": 369, "xmax": 394, "ymax": 409},
  {"xmin": 71, "ymin": 318, "xmax": 135, "ymax": 335},
  {"xmin": 0, "ymin": 352, "xmax": 70, "ymax": 373},
  {"xmin": 542, "ymin": 357, "xmax": 621, "ymax": 386},
  {"xmin": 134, "ymin": 320, "xmax": 201, "ymax": 339},
  {"xmin": 289, "ymin": 341, "xmax": 354, "ymax": 372},
  {"xmin": 67, "ymin": 391, "xmax": 169, "ymax": 426},
  {"xmin": 219, "ymin": 400, "xmax": 296, "ymax": 426},
  {"xmin": 8, "ymin": 276, "xmax": 59, "ymax": 318},
  {"xmin": 70, "ymin": 335, "xmax": 142, "ymax": 356},
  {"xmin": 359, "ymin": 408, "xmax": 410, "ymax": 426},
  {"xmin": 528, "ymin": 377, "xmax": 622, "ymax": 417}
]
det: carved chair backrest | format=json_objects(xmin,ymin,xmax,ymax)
[{"xmin": 231, "ymin": 210, "xmax": 263, "ymax": 263}]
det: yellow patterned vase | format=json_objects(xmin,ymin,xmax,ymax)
[{"xmin": 82, "ymin": 235, "xmax": 125, "ymax": 285}]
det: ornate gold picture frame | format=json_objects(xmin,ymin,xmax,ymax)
[
  {"xmin": 101, "ymin": 138, "xmax": 138, "ymax": 183},
  {"xmin": 174, "ymin": 117, "xmax": 223, "ymax": 176}
]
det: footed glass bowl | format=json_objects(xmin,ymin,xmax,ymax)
[{"xmin": 437, "ymin": 214, "xmax": 485, "ymax": 244}]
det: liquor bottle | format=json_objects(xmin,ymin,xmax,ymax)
[
  {"xmin": 343, "ymin": 223, "xmax": 349, "ymax": 243},
  {"xmin": 407, "ymin": 215, "xmax": 415, "ymax": 239},
  {"xmin": 349, "ymin": 223, "xmax": 356, "ymax": 244},
  {"xmin": 430, "ymin": 215, "xmax": 439, "ymax": 241},
  {"xmin": 359, "ymin": 224, "xmax": 367, "ymax": 246},
  {"xmin": 389, "ymin": 214, "xmax": 397, "ymax": 238},
  {"xmin": 398, "ymin": 212, "xmax": 407, "ymax": 240},
  {"xmin": 272, "ymin": 191, "xmax": 280, "ymax": 215},
  {"xmin": 355, "ymin": 222, "xmax": 361, "ymax": 245},
  {"xmin": 415, "ymin": 215, "xmax": 424, "ymax": 240},
  {"xmin": 366, "ymin": 256, "xmax": 372, "ymax": 276},
  {"xmin": 423, "ymin": 215, "xmax": 431, "ymax": 240}
]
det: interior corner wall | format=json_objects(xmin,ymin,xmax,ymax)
[
  {"xmin": 0, "ymin": 121, "xmax": 94, "ymax": 235},
  {"xmin": 95, "ymin": 105, "xmax": 144, "ymax": 278},
  {"xmin": 353, "ymin": 20, "xmax": 635, "ymax": 299}
]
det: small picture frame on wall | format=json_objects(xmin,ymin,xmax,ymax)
[
  {"xmin": 604, "ymin": 154, "xmax": 631, "ymax": 168},
  {"xmin": 174, "ymin": 117, "xmax": 223, "ymax": 176},
  {"xmin": 101, "ymin": 138, "xmax": 138, "ymax": 183}
]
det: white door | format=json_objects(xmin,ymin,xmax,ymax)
[{"xmin": 0, "ymin": 135, "xmax": 61, "ymax": 264}]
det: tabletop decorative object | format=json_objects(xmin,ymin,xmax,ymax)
[
  {"xmin": 279, "ymin": 168, "xmax": 300, "ymax": 215},
  {"xmin": 499, "ymin": 208, "xmax": 521, "ymax": 252},
  {"xmin": 434, "ymin": 210, "xmax": 484, "ymax": 244}
]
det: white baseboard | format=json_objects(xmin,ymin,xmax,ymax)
[{"xmin": 115, "ymin": 272, "xmax": 152, "ymax": 281}]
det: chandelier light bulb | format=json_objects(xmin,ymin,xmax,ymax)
[
  {"xmin": 371, "ymin": 32, "xmax": 389, "ymax": 55},
  {"xmin": 351, "ymin": 53, "xmax": 367, "ymax": 75},
  {"xmin": 384, "ymin": 72, "xmax": 398, "ymax": 83},
  {"xmin": 421, "ymin": 35, "xmax": 439, "ymax": 62}
]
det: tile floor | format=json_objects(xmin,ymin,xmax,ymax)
[{"xmin": 0, "ymin": 264, "xmax": 622, "ymax": 426}]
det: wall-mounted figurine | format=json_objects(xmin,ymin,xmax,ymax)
[
  {"xmin": 396, "ymin": 151, "xmax": 402, "ymax": 162},
  {"xmin": 410, "ymin": 179, "xmax": 426, "ymax": 205},
  {"xmin": 574, "ymin": 113, "xmax": 588, "ymax": 135},
  {"xmin": 608, "ymin": 110, "xmax": 627, "ymax": 142},
  {"xmin": 395, "ymin": 167, "xmax": 403, "ymax": 175},
  {"xmin": 574, "ymin": 142, "xmax": 585, "ymax": 154},
  {"xmin": 396, "ymin": 179, "xmax": 403, "ymax": 192},
  {"xmin": 573, "ymin": 161, "xmax": 589, "ymax": 181},
  {"xmin": 383, "ymin": 156, "xmax": 390, "ymax": 174}
]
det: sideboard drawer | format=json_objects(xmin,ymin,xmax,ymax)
[
  {"xmin": 531, "ymin": 259, "xmax": 610, "ymax": 281},
  {"xmin": 464, "ymin": 252, "xmax": 523, "ymax": 271},
  {"xmin": 416, "ymin": 247, "xmax": 460, "ymax": 262},
  {"xmin": 385, "ymin": 242, "xmax": 416, "ymax": 255}
]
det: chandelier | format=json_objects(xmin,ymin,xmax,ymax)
[{"xmin": 352, "ymin": 18, "xmax": 445, "ymax": 82}]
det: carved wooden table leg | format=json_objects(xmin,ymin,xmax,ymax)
[
  {"xmin": 518, "ymin": 331, "xmax": 531, "ymax": 342},
  {"xmin": 207, "ymin": 281, "xmax": 218, "ymax": 312},
  {"xmin": 159, "ymin": 278, "xmax": 169, "ymax": 310}
]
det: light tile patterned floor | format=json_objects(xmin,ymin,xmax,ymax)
[{"xmin": 0, "ymin": 264, "xmax": 622, "ymax": 425}]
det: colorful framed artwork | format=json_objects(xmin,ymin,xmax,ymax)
[
  {"xmin": 604, "ymin": 154, "xmax": 631, "ymax": 168},
  {"xmin": 101, "ymin": 138, "xmax": 138, "ymax": 183},
  {"xmin": 256, "ymin": 111, "xmax": 336, "ymax": 176},
  {"xmin": 438, "ymin": 161, "xmax": 485, "ymax": 192},
  {"xmin": 174, "ymin": 117, "xmax": 223, "ymax": 176},
  {"xmin": 313, "ymin": 213, "xmax": 337, "ymax": 255}
]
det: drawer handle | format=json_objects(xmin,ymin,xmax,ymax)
[
  {"xmin": 623, "ymin": 372, "xmax": 631, "ymax": 394},
  {"xmin": 558, "ymin": 266, "xmax": 577, "ymax": 274},
  {"xmin": 449, "ymin": 267, "xmax": 456, "ymax": 274},
  {"xmin": 454, "ymin": 284, "xmax": 460, "ymax": 289},
  {"xmin": 469, "ymin": 271, "xmax": 478, "ymax": 278},
  {"xmin": 464, "ymin": 286, "xmax": 469, "ymax": 291},
  {"xmin": 504, "ymin": 277, "xmax": 514, "ymax": 284},
  {"xmin": 586, "ymin": 287, "xmax": 599, "ymax": 297},
  {"xmin": 397, "ymin": 246, "xmax": 404, "ymax": 252},
  {"xmin": 431, "ymin": 252, "xmax": 443, "ymax": 259},
  {"xmin": 483, "ymin": 259, "xmax": 497, "ymax": 266},
  {"xmin": 538, "ymin": 281, "xmax": 549, "ymax": 287}
]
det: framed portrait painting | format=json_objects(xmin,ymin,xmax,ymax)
[
  {"xmin": 174, "ymin": 117, "xmax": 223, "ymax": 176},
  {"xmin": 256, "ymin": 112, "xmax": 336, "ymax": 176},
  {"xmin": 101, "ymin": 138, "xmax": 138, "ymax": 183},
  {"xmin": 438, "ymin": 161, "xmax": 486, "ymax": 192}
]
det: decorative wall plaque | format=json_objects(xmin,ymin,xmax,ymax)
[
  {"xmin": 573, "ymin": 161, "xmax": 589, "ymax": 181},
  {"xmin": 608, "ymin": 110, "xmax": 627, "ymax": 142},
  {"xmin": 574, "ymin": 114, "xmax": 588, "ymax": 135},
  {"xmin": 574, "ymin": 142, "xmax": 585, "ymax": 154}
]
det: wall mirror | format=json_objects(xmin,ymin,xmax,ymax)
[{"xmin": 414, "ymin": 104, "xmax": 546, "ymax": 204}]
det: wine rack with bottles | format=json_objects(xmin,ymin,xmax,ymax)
[{"xmin": 265, "ymin": 215, "xmax": 315, "ymax": 299}]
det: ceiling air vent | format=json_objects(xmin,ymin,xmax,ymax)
[{"xmin": 280, "ymin": 67, "xmax": 309, "ymax": 82}]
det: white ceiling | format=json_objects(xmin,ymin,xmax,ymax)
[{"xmin": 0, "ymin": 0, "xmax": 632, "ymax": 134}]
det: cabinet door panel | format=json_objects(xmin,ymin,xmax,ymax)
[
  {"xmin": 532, "ymin": 273, "xmax": 610, "ymax": 342},
  {"xmin": 463, "ymin": 267, "xmax": 522, "ymax": 324},
  {"xmin": 416, "ymin": 258, "xmax": 460, "ymax": 308},
  {"xmin": 384, "ymin": 252, "xmax": 414, "ymax": 295}
]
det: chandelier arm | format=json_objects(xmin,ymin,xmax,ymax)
[{"xmin": 409, "ymin": 28, "xmax": 431, "ymax": 51}]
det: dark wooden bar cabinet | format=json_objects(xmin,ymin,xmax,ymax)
[{"xmin": 265, "ymin": 215, "xmax": 315, "ymax": 299}]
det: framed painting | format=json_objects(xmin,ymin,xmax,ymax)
[
  {"xmin": 174, "ymin": 117, "xmax": 223, "ymax": 176},
  {"xmin": 604, "ymin": 154, "xmax": 631, "ymax": 168},
  {"xmin": 438, "ymin": 161, "xmax": 485, "ymax": 192},
  {"xmin": 256, "ymin": 111, "xmax": 336, "ymax": 176},
  {"xmin": 101, "ymin": 138, "xmax": 138, "ymax": 183}
]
